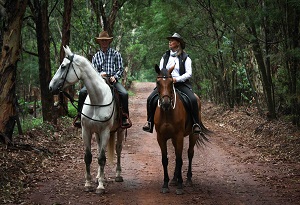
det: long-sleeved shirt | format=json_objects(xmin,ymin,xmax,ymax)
[
  {"xmin": 92, "ymin": 47, "xmax": 124, "ymax": 80},
  {"xmin": 159, "ymin": 50, "xmax": 192, "ymax": 83}
]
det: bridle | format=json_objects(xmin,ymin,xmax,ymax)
[
  {"xmin": 157, "ymin": 75, "xmax": 177, "ymax": 110},
  {"xmin": 58, "ymin": 54, "xmax": 78, "ymax": 91},
  {"xmin": 57, "ymin": 54, "xmax": 115, "ymax": 122}
]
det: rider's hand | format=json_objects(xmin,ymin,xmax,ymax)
[
  {"xmin": 110, "ymin": 76, "xmax": 116, "ymax": 83},
  {"xmin": 101, "ymin": 72, "xmax": 107, "ymax": 77}
]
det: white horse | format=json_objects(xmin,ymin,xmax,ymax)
[{"xmin": 49, "ymin": 46, "xmax": 125, "ymax": 194}]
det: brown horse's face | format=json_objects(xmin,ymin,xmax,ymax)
[{"xmin": 156, "ymin": 65, "xmax": 175, "ymax": 111}]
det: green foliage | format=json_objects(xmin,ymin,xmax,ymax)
[
  {"xmin": 16, "ymin": 118, "xmax": 43, "ymax": 134},
  {"xmin": 68, "ymin": 101, "xmax": 78, "ymax": 117},
  {"xmin": 14, "ymin": 0, "xmax": 300, "ymax": 124}
]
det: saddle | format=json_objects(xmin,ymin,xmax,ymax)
[
  {"xmin": 104, "ymin": 78, "xmax": 132, "ymax": 129},
  {"xmin": 175, "ymin": 89, "xmax": 193, "ymax": 122}
]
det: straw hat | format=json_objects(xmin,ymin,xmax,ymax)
[
  {"xmin": 166, "ymin": 33, "xmax": 185, "ymax": 49},
  {"xmin": 95, "ymin": 31, "xmax": 113, "ymax": 43}
]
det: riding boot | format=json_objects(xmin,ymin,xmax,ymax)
[
  {"xmin": 142, "ymin": 120, "xmax": 154, "ymax": 133},
  {"xmin": 121, "ymin": 111, "xmax": 131, "ymax": 127},
  {"xmin": 191, "ymin": 107, "xmax": 201, "ymax": 134},
  {"xmin": 74, "ymin": 88, "xmax": 87, "ymax": 128},
  {"xmin": 142, "ymin": 93, "xmax": 158, "ymax": 133}
]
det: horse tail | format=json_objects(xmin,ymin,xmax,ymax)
[
  {"xmin": 107, "ymin": 134, "xmax": 115, "ymax": 163},
  {"xmin": 195, "ymin": 121, "xmax": 212, "ymax": 147}
]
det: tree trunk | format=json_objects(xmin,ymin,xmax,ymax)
[
  {"xmin": 287, "ymin": 4, "xmax": 300, "ymax": 125},
  {"xmin": 90, "ymin": 0, "xmax": 127, "ymax": 35},
  {"xmin": 248, "ymin": 23, "xmax": 276, "ymax": 119},
  {"xmin": 0, "ymin": 0, "xmax": 28, "ymax": 143},
  {"xmin": 56, "ymin": 0, "xmax": 74, "ymax": 119},
  {"xmin": 33, "ymin": 0, "xmax": 54, "ymax": 122}
]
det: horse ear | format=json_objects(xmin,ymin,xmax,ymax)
[
  {"xmin": 63, "ymin": 45, "xmax": 72, "ymax": 56},
  {"xmin": 155, "ymin": 64, "xmax": 160, "ymax": 74}
]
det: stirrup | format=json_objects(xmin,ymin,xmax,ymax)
[
  {"xmin": 192, "ymin": 123, "xmax": 201, "ymax": 134},
  {"xmin": 121, "ymin": 113, "xmax": 132, "ymax": 129},
  {"xmin": 142, "ymin": 121, "xmax": 153, "ymax": 133},
  {"xmin": 122, "ymin": 118, "xmax": 130, "ymax": 127}
]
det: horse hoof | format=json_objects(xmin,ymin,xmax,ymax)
[
  {"xmin": 96, "ymin": 188, "xmax": 105, "ymax": 194},
  {"xmin": 161, "ymin": 187, "xmax": 170, "ymax": 194},
  {"xmin": 169, "ymin": 179, "xmax": 177, "ymax": 186},
  {"xmin": 84, "ymin": 186, "xmax": 93, "ymax": 192},
  {"xmin": 115, "ymin": 176, "xmax": 123, "ymax": 182},
  {"xmin": 176, "ymin": 188, "xmax": 184, "ymax": 195}
]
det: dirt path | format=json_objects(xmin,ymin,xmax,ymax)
[{"xmin": 22, "ymin": 82, "xmax": 298, "ymax": 205}]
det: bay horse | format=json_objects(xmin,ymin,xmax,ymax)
[
  {"xmin": 154, "ymin": 64, "xmax": 208, "ymax": 195},
  {"xmin": 49, "ymin": 46, "xmax": 125, "ymax": 194}
]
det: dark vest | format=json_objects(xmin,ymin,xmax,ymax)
[
  {"xmin": 162, "ymin": 50, "xmax": 189, "ymax": 75},
  {"xmin": 162, "ymin": 50, "xmax": 191, "ymax": 88}
]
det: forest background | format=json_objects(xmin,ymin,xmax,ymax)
[{"xmin": 0, "ymin": 0, "xmax": 299, "ymax": 143}]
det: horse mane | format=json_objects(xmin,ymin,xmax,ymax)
[{"xmin": 74, "ymin": 54, "xmax": 106, "ymax": 84}]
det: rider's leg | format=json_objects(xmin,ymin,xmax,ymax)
[
  {"xmin": 176, "ymin": 84, "xmax": 201, "ymax": 134},
  {"xmin": 114, "ymin": 82, "xmax": 130, "ymax": 127},
  {"xmin": 143, "ymin": 88, "xmax": 158, "ymax": 133},
  {"xmin": 74, "ymin": 86, "xmax": 88, "ymax": 128}
]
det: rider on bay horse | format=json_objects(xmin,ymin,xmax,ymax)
[{"xmin": 142, "ymin": 33, "xmax": 202, "ymax": 134}]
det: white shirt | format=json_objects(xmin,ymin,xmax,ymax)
[{"xmin": 159, "ymin": 51, "xmax": 192, "ymax": 83}]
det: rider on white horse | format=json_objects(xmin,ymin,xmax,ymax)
[{"xmin": 74, "ymin": 31, "xmax": 130, "ymax": 128}]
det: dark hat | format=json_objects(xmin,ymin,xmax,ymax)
[
  {"xmin": 167, "ymin": 33, "xmax": 185, "ymax": 49},
  {"xmin": 95, "ymin": 31, "xmax": 113, "ymax": 43}
]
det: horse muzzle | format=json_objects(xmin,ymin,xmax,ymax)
[
  {"xmin": 49, "ymin": 81, "xmax": 63, "ymax": 95},
  {"xmin": 159, "ymin": 95, "xmax": 173, "ymax": 111}
]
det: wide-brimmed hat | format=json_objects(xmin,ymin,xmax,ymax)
[
  {"xmin": 95, "ymin": 31, "xmax": 113, "ymax": 43},
  {"xmin": 167, "ymin": 33, "xmax": 185, "ymax": 49}
]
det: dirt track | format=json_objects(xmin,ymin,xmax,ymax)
[{"xmin": 22, "ymin": 82, "xmax": 299, "ymax": 205}]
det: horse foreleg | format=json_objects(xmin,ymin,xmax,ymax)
[
  {"xmin": 82, "ymin": 130, "xmax": 93, "ymax": 192},
  {"xmin": 84, "ymin": 148, "xmax": 93, "ymax": 191},
  {"xmin": 174, "ymin": 138, "xmax": 184, "ymax": 195},
  {"xmin": 158, "ymin": 139, "xmax": 169, "ymax": 194},
  {"xmin": 170, "ymin": 139, "xmax": 178, "ymax": 187},
  {"xmin": 175, "ymin": 157, "xmax": 183, "ymax": 195},
  {"xmin": 96, "ymin": 149, "xmax": 106, "ymax": 194},
  {"xmin": 115, "ymin": 130, "xmax": 124, "ymax": 182}
]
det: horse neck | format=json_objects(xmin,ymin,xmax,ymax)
[{"xmin": 79, "ymin": 61, "xmax": 112, "ymax": 104}]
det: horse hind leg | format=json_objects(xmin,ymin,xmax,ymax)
[{"xmin": 115, "ymin": 130, "xmax": 124, "ymax": 182}]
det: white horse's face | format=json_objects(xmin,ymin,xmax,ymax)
[{"xmin": 49, "ymin": 54, "xmax": 80, "ymax": 94}]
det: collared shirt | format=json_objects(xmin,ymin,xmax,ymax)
[
  {"xmin": 159, "ymin": 50, "xmax": 192, "ymax": 83},
  {"xmin": 92, "ymin": 47, "xmax": 124, "ymax": 80}
]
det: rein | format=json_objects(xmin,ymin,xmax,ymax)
[{"xmin": 58, "ymin": 54, "xmax": 116, "ymax": 123}]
